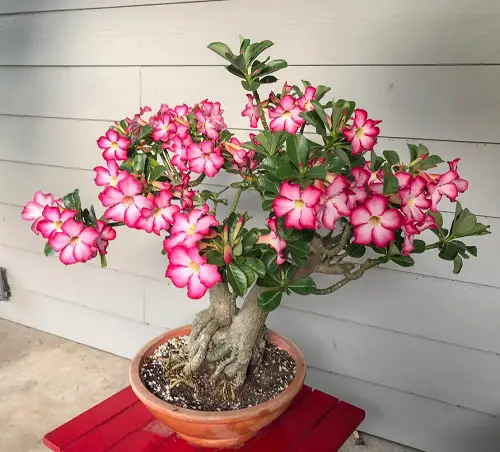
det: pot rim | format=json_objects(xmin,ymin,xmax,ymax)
[{"xmin": 129, "ymin": 324, "xmax": 306, "ymax": 424}]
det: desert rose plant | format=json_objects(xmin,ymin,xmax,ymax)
[{"xmin": 22, "ymin": 38, "xmax": 490, "ymax": 388}]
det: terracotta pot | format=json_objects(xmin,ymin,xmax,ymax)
[{"xmin": 130, "ymin": 325, "xmax": 306, "ymax": 449}]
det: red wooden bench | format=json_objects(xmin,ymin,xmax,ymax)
[{"xmin": 43, "ymin": 385, "xmax": 365, "ymax": 451}]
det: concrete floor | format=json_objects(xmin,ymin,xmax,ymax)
[{"xmin": 0, "ymin": 318, "xmax": 419, "ymax": 452}]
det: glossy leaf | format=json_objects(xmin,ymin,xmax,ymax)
[
  {"xmin": 286, "ymin": 134, "xmax": 309, "ymax": 170},
  {"xmin": 207, "ymin": 42, "xmax": 236, "ymax": 62},
  {"xmin": 346, "ymin": 243, "xmax": 366, "ymax": 258},
  {"xmin": 390, "ymin": 254, "xmax": 415, "ymax": 267},
  {"xmin": 453, "ymin": 255, "xmax": 463, "ymax": 274},
  {"xmin": 257, "ymin": 290, "xmax": 282, "ymax": 312},
  {"xmin": 44, "ymin": 242, "xmax": 55, "ymax": 257},
  {"xmin": 227, "ymin": 262, "xmax": 248, "ymax": 296},
  {"xmin": 289, "ymin": 276, "xmax": 316, "ymax": 295},
  {"xmin": 383, "ymin": 150, "xmax": 400, "ymax": 166},
  {"xmin": 307, "ymin": 166, "xmax": 327, "ymax": 180},
  {"xmin": 241, "ymin": 257, "xmax": 266, "ymax": 277}
]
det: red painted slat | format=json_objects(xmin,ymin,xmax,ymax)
[
  {"xmin": 293, "ymin": 401, "xmax": 365, "ymax": 452},
  {"xmin": 153, "ymin": 435, "xmax": 203, "ymax": 452},
  {"xmin": 63, "ymin": 401, "xmax": 154, "ymax": 452},
  {"xmin": 43, "ymin": 386, "xmax": 138, "ymax": 451},
  {"xmin": 245, "ymin": 390, "xmax": 339, "ymax": 452},
  {"xmin": 108, "ymin": 420, "xmax": 175, "ymax": 452}
]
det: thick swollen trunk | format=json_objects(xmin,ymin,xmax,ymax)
[{"xmin": 186, "ymin": 283, "xmax": 268, "ymax": 387}]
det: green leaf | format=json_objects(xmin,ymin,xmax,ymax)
[
  {"xmin": 225, "ymin": 64, "xmax": 246, "ymax": 79},
  {"xmin": 299, "ymin": 111, "xmax": 327, "ymax": 136},
  {"xmin": 408, "ymin": 144, "xmax": 418, "ymax": 162},
  {"xmin": 239, "ymin": 37, "xmax": 250, "ymax": 54},
  {"xmin": 451, "ymin": 208, "xmax": 477, "ymax": 237},
  {"xmin": 233, "ymin": 242, "xmax": 243, "ymax": 256},
  {"xmin": 239, "ymin": 262, "xmax": 256, "ymax": 287},
  {"xmin": 286, "ymin": 134, "xmax": 309, "ymax": 170},
  {"xmin": 383, "ymin": 150, "xmax": 400, "ymax": 166},
  {"xmin": 346, "ymin": 243, "xmax": 366, "ymax": 258},
  {"xmin": 287, "ymin": 240, "xmax": 309, "ymax": 257},
  {"xmin": 207, "ymin": 42, "xmax": 236, "ymax": 62},
  {"xmin": 260, "ymin": 75, "xmax": 278, "ymax": 84},
  {"xmin": 241, "ymin": 257, "xmax": 266, "ymax": 277},
  {"xmin": 439, "ymin": 242, "xmax": 460, "ymax": 261},
  {"xmin": 133, "ymin": 154, "xmax": 147, "ymax": 173},
  {"xmin": 261, "ymin": 199, "xmax": 273, "ymax": 211},
  {"xmin": 63, "ymin": 189, "xmax": 81, "ymax": 212},
  {"xmin": 258, "ymin": 59, "xmax": 288, "ymax": 76},
  {"xmin": 383, "ymin": 166, "xmax": 399, "ymax": 195},
  {"xmin": 89, "ymin": 205, "xmax": 97, "ymax": 224},
  {"xmin": 241, "ymin": 80, "xmax": 261, "ymax": 91},
  {"xmin": 428, "ymin": 211, "xmax": 443, "ymax": 229},
  {"xmin": 148, "ymin": 165, "xmax": 167, "ymax": 181},
  {"xmin": 307, "ymin": 166, "xmax": 327, "ymax": 180},
  {"xmin": 261, "ymin": 252, "xmax": 278, "ymax": 272},
  {"xmin": 459, "ymin": 222, "xmax": 490, "ymax": 237},
  {"xmin": 390, "ymin": 255, "xmax": 415, "ymax": 267},
  {"xmin": 289, "ymin": 276, "xmax": 316, "ymax": 295},
  {"xmin": 206, "ymin": 250, "xmax": 225, "ymax": 267},
  {"xmin": 242, "ymin": 230, "xmax": 259, "ymax": 252},
  {"xmin": 44, "ymin": 242, "xmax": 55, "ymax": 257},
  {"xmin": 416, "ymin": 144, "xmax": 430, "ymax": 158},
  {"xmin": 310, "ymin": 100, "xmax": 330, "ymax": 129},
  {"xmin": 257, "ymin": 290, "xmax": 282, "ymax": 312},
  {"xmin": 276, "ymin": 162, "xmax": 300, "ymax": 180},
  {"xmin": 453, "ymin": 255, "xmax": 463, "ymax": 274},
  {"xmin": 244, "ymin": 40, "xmax": 274, "ymax": 64},
  {"xmin": 333, "ymin": 147, "xmax": 350, "ymax": 167},
  {"xmin": 413, "ymin": 154, "xmax": 445, "ymax": 171},
  {"xmin": 315, "ymin": 85, "xmax": 331, "ymax": 101},
  {"xmin": 227, "ymin": 263, "xmax": 248, "ymax": 296},
  {"xmin": 466, "ymin": 245, "xmax": 478, "ymax": 257},
  {"xmin": 412, "ymin": 239, "xmax": 426, "ymax": 253}
]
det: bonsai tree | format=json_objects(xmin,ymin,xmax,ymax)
[{"xmin": 22, "ymin": 38, "xmax": 489, "ymax": 388}]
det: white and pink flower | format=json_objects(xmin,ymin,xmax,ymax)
[
  {"xmin": 225, "ymin": 138, "xmax": 258, "ymax": 174},
  {"xmin": 194, "ymin": 100, "xmax": 227, "ymax": 140},
  {"xmin": 297, "ymin": 86, "xmax": 316, "ymax": 112},
  {"xmin": 21, "ymin": 191, "xmax": 57, "ymax": 234},
  {"xmin": 93, "ymin": 160, "xmax": 128, "ymax": 188},
  {"xmin": 347, "ymin": 167, "xmax": 371, "ymax": 209},
  {"xmin": 241, "ymin": 94, "xmax": 260, "ymax": 128},
  {"xmin": 151, "ymin": 113, "xmax": 177, "ymax": 142},
  {"xmin": 351, "ymin": 195, "xmax": 404, "ymax": 248},
  {"xmin": 186, "ymin": 141, "xmax": 224, "ymax": 178},
  {"xmin": 318, "ymin": 176, "xmax": 351, "ymax": 230},
  {"xmin": 268, "ymin": 95, "xmax": 305, "ymax": 134},
  {"xmin": 135, "ymin": 190, "xmax": 180, "ymax": 235},
  {"xmin": 399, "ymin": 176, "xmax": 431, "ymax": 224},
  {"xmin": 401, "ymin": 215, "xmax": 437, "ymax": 255},
  {"xmin": 36, "ymin": 206, "xmax": 76, "ymax": 239},
  {"xmin": 94, "ymin": 220, "xmax": 117, "ymax": 255},
  {"xmin": 49, "ymin": 219, "xmax": 99, "ymax": 265},
  {"xmin": 273, "ymin": 182, "xmax": 322, "ymax": 230},
  {"xmin": 97, "ymin": 129, "xmax": 130, "ymax": 161},
  {"xmin": 166, "ymin": 245, "xmax": 222, "ymax": 299},
  {"xmin": 163, "ymin": 205, "xmax": 219, "ymax": 251},
  {"xmin": 342, "ymin": 109, "xmax": 381, "ymax": 155},
  {"xmin": 427, "ymin": 161, "xmax": 468, "ymax": 211},
  {"xmin": 98, "ymin": 175, "xmax": 153, "ymax": 228},
  {"xmin": 257, "ymin": 218, "xmax": 287, "ymax": 265}
]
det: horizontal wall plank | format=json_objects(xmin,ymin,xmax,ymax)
[
  {"xmin": 0, "ymin": 67, "xmax": 139, "ymax": 120},
  {"xmin": 0, "ymin": 0, "xmax": 499, "ymax": 65},
  {"xmin": 142, "ymin": 65, "xmax": 500, "ymax": 143},
  {"xmin": 268, "ymin": 307, "xmax": 500, "ymax": 415},
  {"xmin": 0, "ymin": 246, "xmax": 146, "ymax": 321},
  {"xmin": 1, "ymin": 116, "xmax": 494, "ymax": 215},
  {"xmin": 0, "ymin": 0, "xmax": 212, "ymax": 14},
  {"xmin": 0, "ymin": 284, "xmax": 165, "ymax": 359},
  {"xmin": 307, "ymin": 367, "xmax": 500, "ymax": 452}
]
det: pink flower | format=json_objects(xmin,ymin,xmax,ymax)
[
  {"xmin": 257, "ymin": 218, "xmax": 287, "ymax": 265},
  {"xmin": 225, "ymin": 138, "xmax": 258, "ymax": 174},
  {"xmin": 364, "ymin": 162, "xmax": 384, "ymax": 194},
  {"xmin": 49, "ymin": 219, "xmax": 99, "ymax": 265},
  {"xmin": 22, "ymin": 191, "xmax": 56, "ymax": 235},
  {"xmin": 122, "ymin": 106, "xmax": 151, "ymax": 140},
  {"xmin": 268, "ymin": 95, "xmax": 305, "ymax": 134},
  {"xmin": 166, "ymin": 135, "xmax": 190, "ymax": 172},
  {"xmin": 186, "ymin": 141, "xmax": 224, "ymax": 178},
  {"xmin": 36, "ymin": 206, "xmax": 76, "ymax": 239},
  {"xmin": 427, "ymin": 161, "xmax": 468, "ymax": 211},
  {"xmin": 351, "ymin": 195, "xmax": 404, "ymax": 248},
  {"xmin": 342, "ymin": 109, "xmax": 381, "ymax": 155},
  {"xmin": 401, "ymin": 215, "xmax": 437, "ymax": 256},
  {"xmin": 241, "ymin": 94, "xmax": 260, "ymax": 128},
  {"xmin": 194, "ymin": 100, "xmax": 227, "ymax": 140},
  {"xmin": 399, "ymin": 176, "xmax": 431, "ymax": 224},
  {"xmin": 98, "ymin": 175, "xmax": 153, "ymax": 228},
  {"xmin": 135, "ymin": 190, "xmax": 180, "ymax": 235},
  {"xmin": 347, "ymin": 167, "xmax": 371, "ymax": 209},
  {"xmin": 273, "ymin": 182, "xmax": 322, "ymax": 230},
  {"xmin": 163, "ymin": 205, "xmax": 219, "ymax": 251},
  {"xmin": 97, "ymin": 129, "xmax": 130, "ymax": 161},
  {"xmin": 318, "ymin": 176, "xmax": 351, "ymax": 230},
  {"xmin": 93, "ymin": 160, "xmax": 128, "ymax": 188},
  {"xmin": 166, "ymin": 246, "xmax": 222, "ymax": 299},
  {"xmin": 394, "ymin": 171, "xmax": 412, "ymax": 190},
  {"xmin": 151, "ymin": 113, "xmax": 177, "ymax": 142},
  {"xmin": 447, "ymin": 158, "xmax": 469, "ymax": 193},
  {"xmin": 94, "ymin": 220, "xmax": 116, "ymax": 255},
  {"xmin": 297, "ymin": 86, "xmax": 316, "ymax": 112}
]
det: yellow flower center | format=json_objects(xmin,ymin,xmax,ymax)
[
  {"xmin": 69, "ymin": 236, "xmax": 81, "ymax": 245},
  {"xmin": 161, "ymin": 124, "xmax": 169, "ymax": 132},
  {"xmin": 110, "ymin": 175, "xmax": 118, "ymax": 186},
  {"xmin": 294, "ymin": 199, "xmax": 305, "ymax": 209},
  {"xmin": 110, "ymin": 142, "xmax": 119, "ymax": 149},
  {"xmin": 152, "ymin": 207, "xmax": 162, "ymax": 217},
  {"xmin": 282, "ymin": 111, "xmax": 292, "ymax": 119},
  {"xmin": 186, "ymin": 224, "xmax": 197, "ymax": 235},
  {"xmin": 123, "ymin": 196, "xmax": 134, "ymax": 207},
  {"xmin": 368, "ymin": 216, "xmax": 381, "ymax": 226},
  {"xmin": 355, "ymin": 127, "xmax": 365, "ymax": 138},
  {"xmin": 407, "ymin": 197, "xmax": 416, "ymax": 208},
  {"xmin": 188, "ymin": 261, "xmax": 200, "ymax": 273},
  {"xmin": 53, "ymin": 220, "xmax": 64, "ymax": 230}
]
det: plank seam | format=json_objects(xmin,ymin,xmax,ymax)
[{"xmin": 0, "ymin": 0, "xmax": 229, "ymax": 16}]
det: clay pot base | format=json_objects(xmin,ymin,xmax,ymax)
[
  {"xmin": 130, "ymin": 326, "xmax": 306, "ymax": 449},
  {"xmin": 141, "ymin": 335, "xmax": 296, "ymax": 411}
]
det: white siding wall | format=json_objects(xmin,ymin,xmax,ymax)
[{"xmin": 1, "ymin": 1, "xmax": 499, "ymax": 450}]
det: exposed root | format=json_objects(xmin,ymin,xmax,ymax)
[
  {"xmin": 211, "ymin": 350, "xmax": 237, "ymax": 381},
  {"xmin": 186, "ymin": 309, "xmax": 220, "ymax": 374}
]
